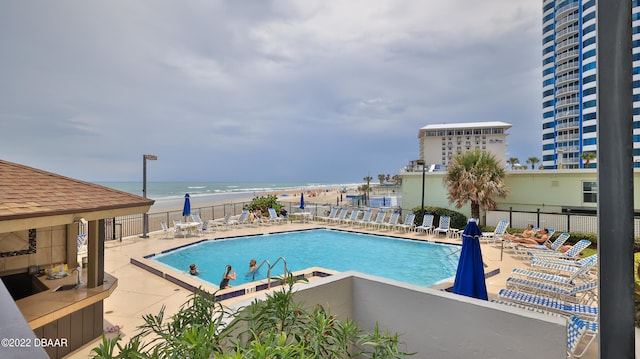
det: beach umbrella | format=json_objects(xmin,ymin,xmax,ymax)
[
  {"xmin": 182, "ymin": 193, "xmax": 191, "ymax": 221},
  {"xmin": 299, "ymin": 193, "xmax": 305, "ymax": 210},
  {"xmin": 452, "ymin": 220, "xmax": 488, "ymax": 300}
]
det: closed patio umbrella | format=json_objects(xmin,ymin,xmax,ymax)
[
  {"xmin": 182, "ymin": 193, "xmax": 191, "ymax": 222},
  {"xmin": 452, "ymin": 220, "xmax": 488, "ymax": 300},
  {"xmin": 299, "ymin": 193, "xmax": 305, "ymax": 210}
]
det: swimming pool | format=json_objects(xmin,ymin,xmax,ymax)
[{"xmin": 152, "ymin": 229, "xmax": 461, "ymax": 288}]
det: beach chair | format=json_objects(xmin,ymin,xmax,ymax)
[
  {"xmin": 510, "ymin": 261, "xmax": 595, "ymax": 287},
  {"xmin": 266, "ymin": 208, "xmax": 284, "ymax": 225},
  {"xmin": 369, "ymin": 210, "xmax": 387, "ymax": 229},
  {"xmin": 567, "ymin": 315, "xmax": 598, "ymax": 358},
  {"xmin": 513, "ymin": 232, "xmax": 571, "ymax": 259},
  {"xmin": 317, "ymin": 207, "xmax": 338, "ymax": 223},
  {"xmin": 229, "ymin": 211, "xmax": 249, "ymax": 227},
  {"xmin": 395, "ymin": 213, "xmax": 416, "ymax": 232},
  {"xmin": 481, "ymin": 219, "xmax": 509, "ymax": 243},
  {"xmin": 433, "ymin": 215, "xmax": 451, "ymax": 236},
  {"xmin": 530, "ymin": 239, "xmax": 591, "ymax": 261},
  {"xmin": 379, "ymin": 212, "xmax": 400, "ymax": 231},
  {"xmin": 160, "ymin": 221, "xmax": 172, "ymax": 239},
  {"xmin": 354, "ymin": 209, "xmax": 373, "ymax": 228},
  {"xmin": 329, "ymin": 208, "xmax": 348, "ymax": 225},
  {"xmin": 173, "ymin": 219, "xmax": 185, "ymax": 237},
  {"xmin": 497, "ymin": 289, "xmax": 598, "ymax": 321},
  {"xmin": 341, "ymin": 209, "xmax": 360, "ymax": 226},
  {"xmin": 416, "ymin": 214, "xmax": 434, "ymax": 235},
  {"xmin": 211, "ymin": 213, "xmax": 231, "ymax": 231},
  {"xmin": 505, "ymin": 277, "xmax": 598, "ymax": 305},
  {"xmin": 530, "ymin": 254, "xmax": 598, "ymax": 278}
]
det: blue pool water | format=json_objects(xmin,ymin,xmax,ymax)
[{"xmin": 152, "ymin": 229, "xmax": 461, "ymax": 287}]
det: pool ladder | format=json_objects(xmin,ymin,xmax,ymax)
[{"xmin": 252, "ymin": 257, "xmax": 288, "ymax": 289}]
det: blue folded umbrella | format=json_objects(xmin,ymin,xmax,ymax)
[
  {"xmin": 299, "ymin": 193, "xmax": 305, "ymax": 210},
  {"xmin": 182, "ymin": 193, "xmax": 191, "ymax": 218},
  {"xmin": 452, "ymin": 221, "xmax": 488, "ymax": 300}
]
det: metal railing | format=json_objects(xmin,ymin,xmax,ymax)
[
  {"xmin": 486, "ymin": 208, "xmax": 640, "ymax": 237},
  {"xmin": 251, "ymin": 257, "xmax": 288, "ymax": 289}
]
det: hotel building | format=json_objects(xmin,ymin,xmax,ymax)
[
  {"xmin": 418, "ymin": 121, "xmax": 512, "ymax": 168},
  {"xmin": 541, "ymin": 0, "xmax": 640, "ymax": 169}
]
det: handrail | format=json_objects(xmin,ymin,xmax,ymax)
[{"xmin": 251, "ymin": 256, "xmax": 288, "ymax": 289}]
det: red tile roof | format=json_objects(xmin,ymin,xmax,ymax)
[{"xmin": 0, "ymin": 160, "xmax": 154, "ymax": 220}]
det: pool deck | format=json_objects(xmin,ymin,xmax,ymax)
[{"xmin": 63, "ymin": 221, "xmax": 602, "ymax": 358}]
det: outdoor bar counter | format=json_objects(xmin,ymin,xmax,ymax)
[{"xmin": 15, "ymin": 272, "xmax": 117, "ymax": 358}]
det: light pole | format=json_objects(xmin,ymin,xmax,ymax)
[
  {"xmin": 416, "ymin": 160, "xmax": 426, "ymax": 214},
  {"xmin": 141, "ymin": 154, "xmax": 157, "ymax": 238}
]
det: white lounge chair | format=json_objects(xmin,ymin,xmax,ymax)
[
  {"xmin": 513, "ymin": 233, "xmax": 571, "ymax": 259},
  {"xmin": 433, "ymin": 215, "xmax": 451, "ymax": 236},
  {"xmin": 160, "ymin": 221, "xmax": 172, "ymax": 238},
  {"xmin": 211, "ymin": 213, "xmax": 231, "ymax": 231},
  {"xmin": 369, "ymin": 211, "xmax": 387, "ymax": 229},
  {"xmin": 530, "ymin": 239, "xmax": 591, "ymax": 261},
  {"xmin": 317, "ymin": 207, "xmax": 338, "ymax": 222},
  {"xmin": 395, "ymin": 213, "xmax": 416, "ymax": 232},
  {"xmin": 329, "ymin": 208, "xmax": 348, "ymax": 225},
  {"xmin": 341, "ymin": 209, "xmax": 360, "ymax": 226},
  {"xmin": 416, "ymin": 214, "xmax": 434, "ymax": 234},
  {"xmin": 481, "ymin": 219, "xmax": 509, "ymax": 243},
  {"xmin": 354, "ymin": 209, "xmax": 373, "ymax": 228},
  {"xmin": 380, "ymin": 212, "xmax": 400, "ymax": 231}
]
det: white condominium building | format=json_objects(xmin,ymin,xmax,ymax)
[{"xmin": 418, "ymin": 121, "xmax": 512, "ymax": 167}]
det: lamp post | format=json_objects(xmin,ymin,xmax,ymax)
[
  {"xmin": 416, "ymin": 160, "xmax": 426, "ymax": 214},
  {"xmin": 141, "ymin": 154, "xmax": 157, "ymax": 238}
]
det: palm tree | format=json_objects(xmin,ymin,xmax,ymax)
[
  {"xmin": 526, "ymin": 157, "xmax": 540, "ymax": 170},
  {"xmin": 581, "ymin": 152, "xmax": 596, "ymax": 167},
  {"xmin": 507, "ymin": 157, "xmax": 520, "ymax": 170},
  {"xmin": 363, "ymin": 176, "xmax": 372, "ymax": 204},
  {"xmin": 445, "ymin": 150, "xmax": 509, "ymax": 219},
  {"xmin": 377, "ymin": 174, "xmax": 386, "ymax": 184}
]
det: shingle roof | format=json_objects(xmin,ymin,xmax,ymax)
[{"xmin": 0, "ymin": 160, "xmax": 154, "ymax": 221}]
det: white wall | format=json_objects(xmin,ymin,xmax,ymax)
[{"xmin": 229, "ymin": 271, "xmax": 567, "ymax": 359}]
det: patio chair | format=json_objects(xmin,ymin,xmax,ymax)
[
  {"xmin": 497, "ymin": 289, "xmax": 598, "ymax": 321},
  {"xmin": 510, "ymin": 261, "xmax": 595, "ymax": 287},
  {"xmin": 329, "ymin": 208, "xmax": 348, "ymax": 225},
  {"xmin": 228, "ymin": 211, "xmax": 249, "ymax": 227},
  {"xmin": 513, "ymin": 232, "xmax": 571, "ymax": 259},
  {"xmin": 354, "ymin": 209, "xmax": 373, "ymax": 228},
  {"xmin": 160, "ymin": 221, "xmax": 172, "ymax": 238},
  {"xmin": 317, "ymin": 207, "xmax": 338, "ymax": 222},
  {"xmin": 173, "ymin": 219, "xmax": 184, "ymax": 237},
  {"xmin": 505, "ymin": 277, "xmax": 598, "ymax": 305},
  {"xmin": 567, "ymin": 315, "xmax": 598, "ymax": 358},
  {"xmin": 433, "ymin": 215, "xmax": 451, "ymax": 236},
  {"xmin": 530, "ymin": 239, "xmax": 592, "ymax": 261},
  {"xmin": 416, "ymin": 214, "xmax": 434, "ymax": 235},
  {"xmin": 481, "ymin": 219, "xmax": 509, "ymax": 243},
  {"xmin": 379, "ymin": 212, "xmax": 400, "ymax": 231},
  {"xmin": 341, "ymin": 209, "xmax": 360, "ymax": 226},
  {"xmin": 395, "ymin": 213, "xmax": 416, "ymax": 232},
  {"xmin": 211, "ymin": 213, "xmax": 231, "ymax": 231},
  {"xmin": 530, "ymin": 254, "xmax": 598, "ymax": 278},
  {"xmin": 369, "ymin": 210, "xmax": 387, "ymax": 229},
  {"xmin": 266, "ymin": 208, "xmax": 284, "ymax": 225}
]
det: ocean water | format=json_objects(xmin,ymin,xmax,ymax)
[{"xmin": 96, "ymin": 181, "xmax": 359, "ymax": 211}]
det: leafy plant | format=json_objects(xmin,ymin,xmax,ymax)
[
  {"xmin": 412, "ymin": 206, "xmax": 467, "ymax": 230},
  {"xmin": 91, "ymin": 273, "xmax": 414, "ymax": 358},
  {"xmin": 246, "ymin": 194, "xmax": 282, "ymax": 214}
]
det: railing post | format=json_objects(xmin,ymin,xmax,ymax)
[
  {"xmin": 536, "ymin": 208, "xmax": 540, "ymax": 228},
  {"xmin": 566, "ymin": 209, "xmax": 571, "ymax": 232},
  {"xmin": 509, "ymin": 207, "xmax": 512, "ymax": 227}
]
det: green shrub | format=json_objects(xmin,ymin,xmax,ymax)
[
  {"xmin": 91, "ymin": 273, "xmax": 414, "ymax": 358},
  {"xmin": 246, "ymin": 195, "xmax": 282, "ymax": 214},
  {"xmin": 411, "ymin": 206, "xmax": 467, "ymax": 230}
]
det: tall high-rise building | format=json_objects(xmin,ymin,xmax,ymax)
[
  {"xmin": 542, "ymin": 0, "xmax": 598, "ymax": 169},
  {"xmin": 542, "ymin": 0, "xmax": 640, "ymax": 169}
]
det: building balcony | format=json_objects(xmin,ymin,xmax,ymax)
[
  {"xmin": 556, "ymin": 120, "xmax": 580, "ymax": 130},
  {"xmin": 556, "ymin": 133, "xmax": 581, "ymax": 141},
  {"xmin": 556, "ymin": 84, "xmax": 580, "ymax": 96},
  {"xmin": 555, "ymin": 12, "xmax": 580, "ymax": 30},
  {"xmin": 555, "ymin": 25, "xmax": 579, "ymax": 43},
  {"xmin": 556, "ymin": 37, "xmax": 579, "ymax": 53},
  {"xmin": 556, "ymin": 72, "xmax": 580, "ymax": 86},
  {"xmin": 555, "ymin": 49, "xmax": 580, "ymax": 64},
  {"xmin": 555, "ymin": 1, "xmax": 579, "ymax": 20},
  {"xmin": 555, "ymin": 60, "xmax": 579, "ymax": 76}
]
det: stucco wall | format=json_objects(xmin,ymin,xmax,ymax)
[
  {"xmin": 228, "ymin": 272, "xmax": 567, "ymax": 359},
  {"xmin": 401, "ymin": 169, "xmax": 640, "ymax": 216}
]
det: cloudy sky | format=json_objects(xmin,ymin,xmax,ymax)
[{"xmin": 0, "ymin": 1, "xmax": 541, "ymax": 183}]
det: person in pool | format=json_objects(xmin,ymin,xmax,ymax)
[
  {"xmin": 245, "ymin": 259, "xmax": 260, "ymax": 279},
  {"xmin": 189, "ymin": 263, "xmax": 199, "ymax": 275},
  {"xmin": 219, "ymin": 264, "xmax": 236, "ymax": 289}
]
